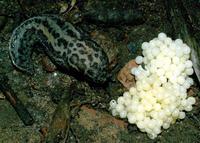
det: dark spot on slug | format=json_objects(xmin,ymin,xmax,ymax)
[
  {"xmin": 51, "ymin": 30, "xmax": 60, "ymax": 39},
  {"xmin": 80, "ymin": 58, "xmax": 86, "ymax": 63},
  {"xmin": 68, "ymin": 42, "xmax": 74, "ymax": 47},
  {"xmin": 94, "ymin": 53, "xmax": 99, "ymax": 58},
  {"xmin": 70, "ymin": 54, "xmax": 79, "ymax": 64},
  {"xmin": 34, "ymin": 18, "xmax": 42, "ymax": 24},
  {"xmin": 57, "ymin": 38, "xmax": 68, "ymax": 47},
  {"xmin": 68, "ymin": 49, "xmax": 71, "ymax": 54},
  {"xmin": 62, "ymin": 52, "xmax": 66, "ymax": 58},
  {"xmin": 87, "ymin": 69, "xmax": 94, "ymax": 76},
  {"xmin": 48, "ymin": 27, "xmax": 53, "ymax": 33},
  {"xmin": 67, "ymin": 29, "xmax": 76, "ymax": 37},
  {"xmin": 42, "ymin": 20, "xmax": 50, "ymax": 28},
  {"xmin": 79, "ymin": 50, "xmax": 85, "ymax": 54},
  {"xmin": 92, "ymin": 62, "xmax": 98, "ymax": 69},
  {"xmin": 55, "ymin": 18, "xmax": 65, "ymax": 27},
  {"xmin": 88, "ymin": 54, "xmax": 93, "ymax": 61},
  {"xmin": 76, "ymin": 43, "xmax": 83, "ymax": 47}
]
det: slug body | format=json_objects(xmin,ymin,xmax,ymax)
[{"xmin": 9, "ymin": 16, "xmax": 109, "ymax": 83}]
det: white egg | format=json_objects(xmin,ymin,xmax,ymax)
[
  {"xmin": 154, "ymin": 126, "xmax": 161, "ymax": 134},
  {"xmin": 152, "ymin": 47, "xmax": 160, "ymax": 57},
  {"xmin": 131, "ymin": 67, "xmax": 137, "ymax": 75},
  {"xmin": 185, "ymin": 68, "xmax": 194, "ymax": 75},
  {"xmin": 186, "ymin": 77, "xmax": 194, "ymax": 85},
  {"xmin": 148, "ymin": 133, "xmax": 157, "ymax": 140},
  {"xmin": 123, "ymin": 92, "xmax": 131, "ymax": 99},
  {"xmin": 127, "ymin": 113, "xmax": 136, "ymax": 124},
  {"xmin": 119, "ymin": 110, "xmax": 127, "ymax": 118},
  {"xmin": 129, "ymin": 87, "xmax": 136, "ymax": 95},
  {"xmin": 177, "ymin": 76, "xmax": 185, "ymax": 85},
  {"xmin": 187, "ymin": 97, "xmax": 196, "ymax": 105},
  {"xmin": 172, "ymin": 57, "xmax": 180, "ymax": 65},
  {"xmin": 175, "ymin": 39, "xmax": 183, "ymax": 45},
  {"xmin": 182, "ymin": 81, "xmax": 191, "ymax": 89},
  {"xmin": 137, "ymin": 121, "xmax": 145, "ymax": 129},
  {"xmin": 142, "ymin": 42, "xmax": 149, "ymax": 50},
  {"xmin": 115, "ymin": 104, "xmax": 124, "ymax": 112},
  {"xmin": 172, "ymin": 109, "xmax": 179, "ymax": 118},
  {"xmin": 164, "ymin": 37, "xmax": 172, "ymax": 45},
  {"xmin": 133, "ymin": 68, "xmax": 141, "ymax": 77},
  {"xmin": 185, "ymin": 105, "xmax": 192, "ymax": 111},
  {"xmin": 163, "ymin": 122, "xmax": 170, "ymax": 129},
  {"xmin": 117, "ymin": 96, "xmax": 125, "ymax": 105},
  {"xmin": 135, "ymin": 56, "xmax": 144, "ymax": 64},
  {"xmin": 111, "ymin": 109, "xmax": 118, "ymax": 116},
  {"xmin": 182, "ymin": 45, "xmax": 191, "ymax": 55},
  {"xmin": 185, "ymin": 60, "xmax": 193, "ymax": 68},
  {"xmin": 178, "ymin": 112, "xmax": 186, "ymax": 119}
]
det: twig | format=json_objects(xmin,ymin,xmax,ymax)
[
  {"xmin": 45, "ymin": 84, "xmax": 72, "ymax": 143},
  {"xmin": 0, "ymin": 74, "xmax": 34, "ymax": 125}
]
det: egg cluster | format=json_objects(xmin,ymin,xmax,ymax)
[{"xmin": 110, "ymin": 33, "xmax": 196, "ymax": 139}]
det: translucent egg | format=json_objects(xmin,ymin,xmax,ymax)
[
  {"xmin": 131, "ymin": 67, "xmax": 137, "ymax": 75},
  {"xmin": 137, "ymin": 105, "xmax": 145, "ymax": 113},
  {"xmin": 182, "ymin": 45, "xmax": 191, "ymax": 55},
  {"xmin": 127, "ymin": 113, "xmax": 136, "ymax": 124},
  {"xmin": 163, "ymin": 122, "xmax": 170, "ymax": 129},
  {"xmin": 172, "ymin": 109, "xmax": 179, "ymax": 118},
  {"xmin": 154, "ymin": 127, "xmax": 161, "ymax": 134},
  {"xmin": 185, "ymin": 60, "xmax": 193, "ymax": 68},
  {"xmin": 185, "ymin": 68, "xmax": 194, "ymax": 75},
  {"xmin": 117, "ymin": 96, "xmax": 125, "ymax": 105},
  {"xmin": 110, "ymin": 100, "xmax": 117, "ymax": 109},
  {"xmin": 182, "ymin": 81, "xmax": 191, "ymax": 89},
  {"xmin": 178, "ymin": 112, "xmax": 185, "ymax": 119},
  {"xmin": 127, "ymin": 103, "xmax": 137, "ymax": 113},
  {"xmin": 148, "ymin": 133, "xmax": 157, "ymax": 140},
  {"xmin": 123, "ymin": 92, "xmax": 131, "ymax": 99},
  {"xmin": 185, "ymin": 105, "xmax": 192, "ymax": 111},
  {"xmin": 115, "ymin": 104, "xmax": 124, "ymax": 112},
  {"xmin": 158, "ymin": 32, "xmax": 167, "ymax": 41},
  {"xmin": 136, "ymin": 113, "xmax": 145, "ymax": 121},
  {"xmin": 187, "ymin": 97, "xmax": 196, "ymax": 105},
  {"xmin": 177, "ymin": 76, "xmax": 185, "ymax": 85},
  {"xmin": 129, "ymin": 87, "xmax": 136, "ymax": 95},
  {"xmin": 137, "ymin": 121, "xmax": 145, "ymax": 129},
  {"xmin": 156, "ymin": 68, "xmax": 165, "ymax": 76},
  {"xmin": 111, "ymin": 109, "xmax": 118, "ymax": 116},
  {"xmin": 154, "ymin": 103, "xmax": 161, "ymax": 111},
  {"xmin": 181, "ymin": 99, "xmax": 187, "ymax": 107},
  {"xmin": 152, "ymin": 47, "xmax": 160, "ymax": 57},
  {"xmin": 159, "ymin": 76, "xmax": 167, "ymax": 84},
  {"xmin": 119, "ymin": 110, "xmax": 127, "ymax": 118},
  {"xmin": 172, "ymin": 57, "xmax": 180, "ymax": 65},
  {"xmin": 135, "ymin": 56, "xmax": 144, "ymax": 64},
  {"xmin": 142, "ymin": 42, "xmax": 149, "ymax": 50},
  {"xmin": 186, "ymin": 77, "xmax": 194, "ymax": 85},
  {"xmin": 164, "ymin": 37, "xmax": 172, "ymax": 45},
  {"xmin": 175, "ymin": 39, "xmax": 183, "ymax": 45}
]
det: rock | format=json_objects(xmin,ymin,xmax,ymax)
[{"xmin": 72, "ymin": 105, "xmax": 128, "ymax": 143}]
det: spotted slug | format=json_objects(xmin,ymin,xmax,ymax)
[{"xmin": 9, "ymin": 16, "xmax": 109, "ymax": 83}]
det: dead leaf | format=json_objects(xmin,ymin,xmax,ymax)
[{"xmin": 117, "ymin": 60, "xmax": 138, "ymax": 89}]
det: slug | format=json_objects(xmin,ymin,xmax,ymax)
[{"xmin": 9, "ymin": 16, "xmax": 109, "ymax": 83}]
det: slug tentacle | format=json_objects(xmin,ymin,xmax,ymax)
[{"xmin": 9, "ymin": 16, "xmax": 109, "ymax": 83}]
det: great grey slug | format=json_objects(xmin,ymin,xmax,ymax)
[{"xmin": 9, "ymin": 16, "xmax": 109, "ymax": 83}]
